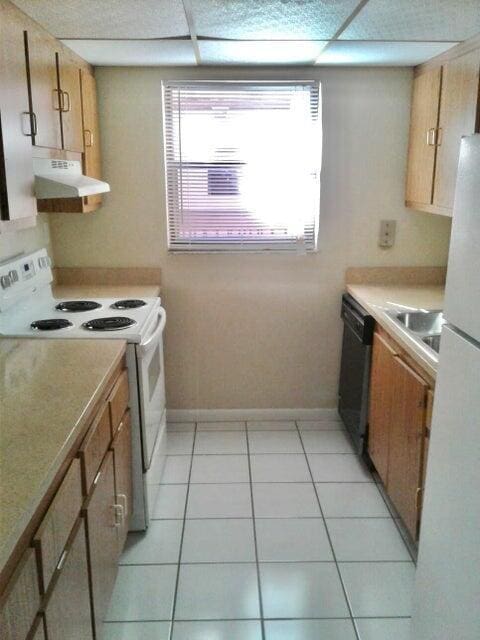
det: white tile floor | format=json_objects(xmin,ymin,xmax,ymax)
[{"xmin": 104, "ymin": 419, "xmax": 414, "ymax": 640}]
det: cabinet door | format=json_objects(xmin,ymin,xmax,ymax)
[
  {"xmin": 388, "ymin": 356, "xmax": 428, "ymax": 539},
  {"xmin": 58, "ymin": 49, "xmax": 84, "ymax": 152},
  {"xmin": 80, "ymin": 70, "xmax": 102, "ymax": 208},
  {"xmin": 0, "ymin": 548, "xmax": 40, "ymax": 640},
  {"xmin": 84, "ymin": 450, "xmax": 118, "ymax": 640},
  {"xmin": 433, "ymin": 50, "xmax": 480, "ymax": 211},
  {"xmin": 405, "ymin": 67, "xmax": 442, "ymax": 207},
  {"xmin": 368, "ymin": 332, "xmax": 397, "ymax": 484},
  {"xmin": 25, "ymin": 28, "xmax": 62, "ymax": 150},
  {"xmin": 112, "ymin": 410, "xmax": 133, "ymax": 554},
  {"xmin": 43, "ymin": 518, "xmax": 93, "ymax": 640},
  {"xmin": 0, "ymin": 2, "xmax": 37, "ymax": 223}
]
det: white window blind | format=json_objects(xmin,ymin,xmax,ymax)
[{"xmin": 163, "ymin": 81, "xmax": 322, "ymax": 252}]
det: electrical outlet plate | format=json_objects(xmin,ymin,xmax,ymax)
[{"xmin": 379, "ymin": 220, "xmax": 396, "ymax": 248}]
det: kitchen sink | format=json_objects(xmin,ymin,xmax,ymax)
[
  {"xmin": 422, "ymin": 334, "xmax": 441, "ymax": 353},
  {"xmin": 395, "ymin": 310, "xmax": 444, "ymax": 335}
]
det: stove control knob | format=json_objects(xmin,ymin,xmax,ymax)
[
  {"xmin": 8, "ymin": 270, "xmax": 18, "ymax": 283},
  {"xmin": 0, "ymin": 274, "xmax": 12, "ymax": 289}
]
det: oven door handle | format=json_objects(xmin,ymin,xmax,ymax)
[{"xmin": 138, "ymin": 307, "xmax": 166, "ymax": 356}]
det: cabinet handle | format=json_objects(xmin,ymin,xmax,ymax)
[
  {"xmin": 415, "ymin": 487, "xmax": 422, "ymax": 511},
  {"xmin": 56, "ymin": 549, "xmax": 68, "ymax": 571},
  {"xmin": 52, "ymin": 88, "xmax": 63, "ymax": 111},
  {"xmin": 426, "ymin": 128, "xmax": 436, "ymax": 146},
  {"xmin": 21, "ymin": 111, "xmax": 37, "ymax": 137},
  {"xmin": 84, "ymin": 129, "xmax": 94, "ymax": 147},
  {"xmin": 62, "ymin": 91, "xmax": 71, "ymax": 113},
  {"xmin": 113, "ymin": 503, "xmax": 124, "ymax": 527},
  {"xmin": 118, "ymin": 493, "xmax": 128, "ymax": 518},
  {"xmin": 93, "ymin": 470, "xmax": 102, "ymax": 486}
]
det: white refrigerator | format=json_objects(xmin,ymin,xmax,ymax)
[{"xmin": 412, "ymin": 135, "xmax": 480, "ymax": 639}]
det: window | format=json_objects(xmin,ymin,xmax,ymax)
[{"xmin": 163, "ymin": 81, "xmax": 322, "ymax": 252}]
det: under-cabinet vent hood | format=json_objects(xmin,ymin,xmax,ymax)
[{"xmin": 33, "ymin": 158, "xmax": 110, "ymax": 199}]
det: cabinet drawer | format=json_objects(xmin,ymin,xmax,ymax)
[
  {"xmin": 78, "ymin": 402, "xmax": 111, "ymax": 494},
  {"xmin": 32, "ymin": 459, "xmax": 83, "ymax": 593},
  {"xmin": 108, "ymin": 370, "xmax": 129, "ymax": 435},
  {"xmin": 0, "ymin": 548, "xmax": 40, "ymax": 640}
]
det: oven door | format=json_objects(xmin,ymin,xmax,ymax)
[{"xmin": 135, "ymin": 306, "xmax": 167, "ymax": 470}]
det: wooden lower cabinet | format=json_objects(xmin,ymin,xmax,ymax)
[
  {"xmin": 0, "ymin": 548, "xmax": 40, "ymax": 640},
  {"xmin": 368, "ymin": 329, "xmax": 432, "ymax": 539},
  {"xmin": 112, "ymin": 410, "xmax": 133, "ymax": 554},
  {"xmin": 368, "ymin": 332, "xmax": 398, "ymax": 485},
  {"xmin": 83, "ymin": 450, "xmax": 119, "ymax": 640},
  {"xmin": 388, "ymin": 356, "xmax": 429, "ymax": 537},
  {"xmin": 43, "ymin": 518, "xmax": 93, "ymax": 640}
]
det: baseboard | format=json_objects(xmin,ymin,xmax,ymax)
[{"xmin": 166, "ymin": 408, "xmax": 341, "ymax": 423}]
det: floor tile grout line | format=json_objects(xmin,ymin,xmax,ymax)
[
  {"xmin": 294, "ymin": 420, "xmax": 361, "ymax": 640},
  {"xmin": 245, "ymin": 421, "xmax": 267, "ymax": 640},
  {"xmin": 168, "ymin": 422, "xmax": 198, "ymax": 640}
]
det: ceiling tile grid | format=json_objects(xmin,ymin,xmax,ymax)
[
  {"xmin": 12, "ymin": 0, "xmax": 189, "ymax": 39},
  {"xmin": 189, "ymin": 0, "xmax": 362, "ymax": 40},
  {"xmin": 341, "ymin": 0, "xmax": 480, "ymax": 41}
]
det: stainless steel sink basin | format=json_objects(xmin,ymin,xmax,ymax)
[
  {"xmin": 395, "ymin": 310, "xmax": 444, "ymax": 335},
  {"xmin": 422, "ymin": 334, "xmax": 441, "ymax": 354}
]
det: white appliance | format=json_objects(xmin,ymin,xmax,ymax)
[
  {"xmin": 412, "ymin": 135, "xmax": 480, "ymax": 639},
  {"xmin": 0, "ymin": 248, "xmax": 166, "ymax": 531},
  {"xmin": 33, "ymin": 158, "xmax": 110, "ymax": 198}
]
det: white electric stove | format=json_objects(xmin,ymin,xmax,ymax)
[{"xmin": 0, "ymin": 248, "xmax": 167, "ymax": 530}]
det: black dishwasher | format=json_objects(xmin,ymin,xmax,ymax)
[{"xmin": 338, "ymin": 294, "xmax": 374, "ymax": 454}]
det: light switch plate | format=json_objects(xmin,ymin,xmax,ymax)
[{"xmin": 379, "ymin": 219, "xmax": 396, "ymax": 248}]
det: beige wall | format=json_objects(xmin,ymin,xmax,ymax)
[
  {"xmin": 0, "ymin": 214, "xmax": 52, "ymax": 262},
  {"xmin": 49, "ymin": 66, "xmax": 452, "ymax": 410}
]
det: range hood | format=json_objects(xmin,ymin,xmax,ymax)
[{"xmin": 33, "ymin": 158, "xmax": 110, "ymax": 199}]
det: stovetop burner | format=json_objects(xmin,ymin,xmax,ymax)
[
  {"xmin": 111, "ymin": 299, "xmax": 147, "ymax": 310},
  {"xmin": 82, "ymin": 316, "xmax": 137, "ymax": 332},
  {"xmin": 31, "ymin": 318, "xmax": 73, "ymax": 331},
  {"xmin": 55, "ymin": 300, "xmax": 102, "ymax": 312}
]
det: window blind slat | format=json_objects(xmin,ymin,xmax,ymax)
[{"xmin": 163, "ymin": 81, "xmax": 322, "ymax": 252}]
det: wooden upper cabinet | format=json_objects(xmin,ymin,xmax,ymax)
[
  {"xmin": 24, "ymin": 27, "xmax": 62, "ymax": 150},
  {"xmin": 57, "ymin": 49, "xmax": 84, "ymax": 153},
  {"xmin": 368, "ymin": 332, "xmax": 397, "ymax": 485},
  {"xmin": 405, "ymin": 67, "xmax": 442, "ymax": 208},
  {"xmin": 406, "ymin": 46, "xmax": 480, "ymax": 216},
  {"xmin": 433, "ymin": 49, "xmax": 480, "ymax": 211},
  {"xmin": 80, "ymin": 70, "xmax": 103, "ymax": 208},
  {"xmin": 388, "ymin": 356, "xmax": 428, "ymax": 540},
  {"xmin": 0, "ymin": 0, "xmax": 37, "ymax": 225}
]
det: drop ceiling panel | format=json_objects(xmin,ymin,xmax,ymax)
[
  {"xmin": 190, "ymin": 0, "xmax": 362, "ymax": 40},
  {"xmin": 11, "ymin": 0, "xmax": 189, "ymax": 38},
  {"xmin": 199, "ymin": 40, "xmax": 327, "ymax": 64},
  {"xmin": 61, "ymin": 40, "xmax": 197, "ymax": 67},
  {"xmin": 316, "ymin": 41, "xmax": 458, "ymax": 66},
  {"xmin": 341, "ymin": 0, "xmax": 480, "ymax": 41}
]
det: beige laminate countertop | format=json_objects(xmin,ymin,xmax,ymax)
[
  {"xmin": 0, "ymin": 338, "xmax": 126, "ymax": 573},
  {"xmin": 346, "ymin": 283, "xmax": 445, "ymax": 379},
  {"xmin": 53, "ymin": 284, "xmax": 161, "ymax": 299}
]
